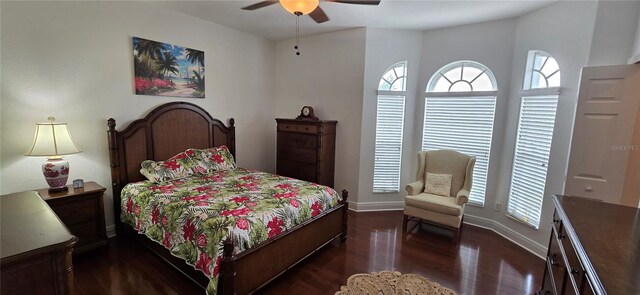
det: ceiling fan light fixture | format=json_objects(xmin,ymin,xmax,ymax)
[{"xmin": 280, "ymin": 0, "xmax": 319, "ymax": 15}]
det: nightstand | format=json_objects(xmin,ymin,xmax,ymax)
[{"xmin": 37, "ymin": 181, "xmax": 108, "ymax": 254}]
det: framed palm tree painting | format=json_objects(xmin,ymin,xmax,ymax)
[{"xmin": 132, "ymin": 37, "xmax": 205, "ymax": 98}]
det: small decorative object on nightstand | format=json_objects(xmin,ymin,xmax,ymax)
[
  {"xmin": 25, "ymin": 117, "xmax": 82, "ymax": 192},
  {"xmin": 37, "ymin": 181, "xmax": 108, "ymax": 254},
  {"xmin": 73, "ymin": 179, "xmax": 84, "ymax": 188}
]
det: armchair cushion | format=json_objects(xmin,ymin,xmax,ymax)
[
  {"xmin": 424, "ymin": 172, "xmax": 452, "ymax": 197},
  {"xmin": 405, "ymin": 181, "xmax": 424, "ymax": 196},
  {"xmin": 405, "ymin": 193, "xmax": 462, "ymax": 216}
]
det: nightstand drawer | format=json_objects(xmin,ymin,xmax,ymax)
[
  {"xmin": 49, "ymin": 197, "xmax": 96, "ymax": 225},
  {"xmin": 69, "ymin": 219, "xmax": 99, "ymax": 243}
]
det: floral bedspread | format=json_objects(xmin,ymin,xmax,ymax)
[{"xmin": 121, "ymin": 168, "xmax": 342, "ymax": 295}]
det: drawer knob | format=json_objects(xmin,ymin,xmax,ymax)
[
  {"xmin": 550, "ymin": 253, "xmax": 559, "ymax": 266},
  {"xmin": 553, "ymin": 218, "xmax": 560, "ymax": 224}
]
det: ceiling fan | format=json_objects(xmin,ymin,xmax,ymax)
[{"xmin": 241, "ymin": 0, "xmax": 381, "ymax": 23}]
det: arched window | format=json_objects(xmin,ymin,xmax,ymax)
[
  {"xmin": 422, "ymin": 61, "xmax": 498, "ymax": 206},
  {"xmin": 378, "ymin": 62, "xmax": 407, "ymax": 91},
  {"xmin": 523, "ymin": 50, "xmax": 560, "ymax": 90},
  {"xmin": 373, "ymin": 61, "xmax": 407, "ymax": 193},
  {"xmin": 507, "ymin": 50, "xmax": 561, "ymax": 229},
  {"xmin": 427, "ymin": 61, "xmax": 497, "ymax": 92}
]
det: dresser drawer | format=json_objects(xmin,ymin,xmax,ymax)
[
  {"xmin": 549, "ymin": 227, "xmax": 567, "ymax": 295},
  {"xmin": 558, "ymin": 234, "xmax": 585, "ymax": 294},
  {"xmin": 49, "ymin": 197, "xmax": 96, "ymax": 225},
  {"xmin": 552, "ymin": 210, "xmax": 562, "ymax": 236},
  {"xmin": 277, "ymin": 160, "xmax": 317, "ymax": 183},
  {"xmin": 278, "ymin": 123, "xmax": 298, "ymax": 132},
  {"xmin": 278, "ymin": 147, "xmax": 317, "ymax": 163},
  {"xmin": 278, "ymin": 132, "xmax": 317, "ymax": 149},
  {"xmin": 296, "ymin": 124, "xmax": 317, "ymax": 134}
]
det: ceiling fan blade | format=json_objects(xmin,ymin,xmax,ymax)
[
  {"xmin": 241, "ymin": 0, "xmax": 278, "ymax": 10},
  {"xmin": 309, "ymin": 6, "xmax": 330, "ymax": 23},
  {"xmin": 326, "ymin": 0, "xmax": 381, "ymax": 5}
]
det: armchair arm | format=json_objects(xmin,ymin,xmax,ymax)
[
  {"xmin": 405, "ymin": 181, "xmax": 424, "ymax": 196},
  {"xmin": 456, "ymin": 189, "xmax": 470, "ymax": 205}
]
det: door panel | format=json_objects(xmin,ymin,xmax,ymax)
[{"xmin": 565, "ymin": 64, "xmax": 640, "ymax": 204}]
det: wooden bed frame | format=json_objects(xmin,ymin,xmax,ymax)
[{"xmin": 107, "ymin": 102, "xmax": 348, "ymax": 295}]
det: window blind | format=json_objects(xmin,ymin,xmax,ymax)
[
  {"xmin": 373, "ymin": 95, "xmax": 406, "ymax": 193},
  {"xmin": 422, "ymin": 96, "xmax": 497, "ymax": 206},
  {"xmin": 507, "ymin": 95, "xmax": 558, "ymax": 229}
]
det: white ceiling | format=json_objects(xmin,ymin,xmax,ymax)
[{"xmin": 152, "ymin": 0, "xmax": 557, "ymax": 41}]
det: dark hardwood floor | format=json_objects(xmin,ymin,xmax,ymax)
[{"xmin": 73, "ymin": 211, "xmax": 544, "ymax": 295}]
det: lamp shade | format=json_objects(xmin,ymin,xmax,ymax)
[
  {"xmin": 25, "ymin": 117, "xmax": 81, "ymax": 157},
  {"xmin": 280, "ymin": 0, "xmax": 319, "ymax": 15}
]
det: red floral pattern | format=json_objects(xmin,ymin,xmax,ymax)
[
  {"xmin": 267, "ymin": 216, "xmax": 284, "ymax": 238},
  {"xmin": 121, "ymin": 168, "xmax": 341, "ymax": 295}
]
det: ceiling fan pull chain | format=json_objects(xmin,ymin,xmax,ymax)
[{"xmin": 295, "ymin": 12, "xmax": 301, "ymax": 55}]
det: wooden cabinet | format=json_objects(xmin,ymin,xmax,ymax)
[
  {"xmin": 538, "ymin": 195, "xmax": 640, "ymax": 295},
  {"xmin": 276, "ymin": 118, "xmax": 337, "ymax": 187},
  {"xmin": 1, "ymin": 191, "xmax": 77, "ymax": 295},
  {"xmin": 37, "ymin": 182, "xmax": 108, "ymax": 254}
]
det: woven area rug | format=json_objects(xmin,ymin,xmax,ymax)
[{"xmin": 335, "ymin": 271, "xmax": 457, "ymax": 295}]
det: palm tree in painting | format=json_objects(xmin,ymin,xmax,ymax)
[
  {"xmin": 134, "ymin": 38, "xmax": 165, "ymax": 60},
  {"xmin": 192, "ymin": 70, "xmax": 205, "ymax": 91},
  {"xmin": 186, "ymin": 48, "xmax": 205, "ymax": 73},
  {"xmin": 156, "ymin": 52, "xmax": 179, "ymax": 79}
]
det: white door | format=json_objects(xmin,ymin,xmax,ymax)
[{"xmin": 565, "ymin": 64, "xmax": 640, "ymax": 204}]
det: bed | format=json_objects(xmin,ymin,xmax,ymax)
[{"xmin": 107, "ymin": 102, "xmax": 348, "ymax": 295}]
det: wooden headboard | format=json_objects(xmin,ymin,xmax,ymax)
[{"xmin": 107, "ymin": 102, "xmax": 235, "ymax": 229}]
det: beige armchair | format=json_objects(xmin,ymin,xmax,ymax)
[{"xmin": 403, "ymin": 150, "xmax": 475, "ymax": 243}]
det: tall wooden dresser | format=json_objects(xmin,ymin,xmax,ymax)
[
  {"xmin": 538, "ymin": 195, "xmax": 640, "ymax": 295},
  {"xmin": 276, "ymin": 118, "xmax": 337, "ymax": 187}
]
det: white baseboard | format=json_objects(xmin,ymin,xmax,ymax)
[
  {"xmin": 349, "ymin": 201, "xmax": 547, "ymax": 259},
  {"xmin": 348, "ymin": 201, "xmax": 404, "ymax": 212},
  {"xmin": 106, "ymin": 225, "xmax": 117, "ymax": 238},
  {"xmin": 463, "ymin": 215, "xmax": 546, "ymax": 259}
]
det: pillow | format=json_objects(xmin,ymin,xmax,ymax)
[
  {"xmin": 187, "ymin": 145, "xmax": 237, "ymax": 173},
  {"xmin": 139, "ymin": 146, "xmax": 236, "ymax": 183},
  {"xmin": 140, "ymin": 150, "xmax": 194, "ymax": 183},
  {"xmin": 424, "ymin": 172, "xmax": 452, "ymax": 197}
]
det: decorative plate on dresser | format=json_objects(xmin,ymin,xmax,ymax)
[{"xmin": 276, "ymin": 108, "xmax": 337, "ymax": 187}]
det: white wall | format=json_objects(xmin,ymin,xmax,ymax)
[
  {"xmin": 274, "ymin": 28, "xmax": 367, "ymax": 201},
  {"xmin": 631, "ymin": 7, "xmax": 640, "ymax": 63},
  {"xmin": 492, "ymin": 0, "xmax": 598, "ymax": 256},
  {"xmin": 0, "ymin": 2, "xmax": 276, "ymax": 231},
  {"xmin": 354, "ymin": 29, "xmax": 422, "ymax": 210},
  {"xmin": 589, "ymin": 0, "xmax": 640, "ymax": 66}
]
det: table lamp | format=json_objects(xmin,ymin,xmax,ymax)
[{"xmin": 25, "ymin": 117, "xmax": 82, "ymax": 192}]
